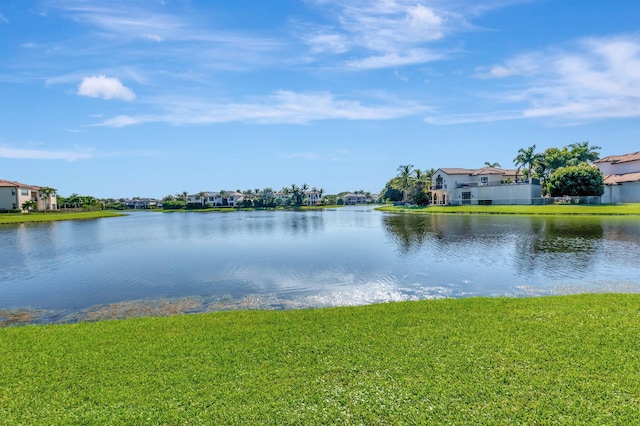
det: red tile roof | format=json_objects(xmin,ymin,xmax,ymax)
[
  {"xmin": 603, "ymin": 172, "xmax": 640, "ymax": 185},
  {"xmin": 595, "ymin": 151, "xmax": 640, "ymax": 164}
]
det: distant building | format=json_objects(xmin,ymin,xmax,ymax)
[
  {"xmin": 187, "ymin": 191, "xmax": 243, "ymax": 207},
  {"xmin": 430, "ymin": 167, "xmax": 541, "ymax": 205},
  {"xmin": 0, "ymin": 179, "xmax": 57, "ymax": 211},
  {"xmin": 342, "ymin": 193, "xmax": 368, "ymax": 205},
  {"xmin": 594, "ymin": 151, "xmax": 640, "ymax": 203}
]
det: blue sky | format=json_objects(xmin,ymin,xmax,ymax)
[{"xmin": 1, "ymin": 0, "xmax": 639, "ymax": 198}]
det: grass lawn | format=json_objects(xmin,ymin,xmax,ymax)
[
  {"xmin": 378, "ymin": 203, "xmax": 640, "ymax": 216},
  {"xmin": 2, "ymin": 294, "xmax": 639, "ymax": 424},
  {"xmin": 0, "ymin": 210, "xmax": 126, "ymax": 224}
]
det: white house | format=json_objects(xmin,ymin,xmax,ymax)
[
  {"xmin": 0, "ymin": 179, "xmax": 57, "ymax": 211},
  {"xmin": 343, "ymin": 193, "xmax": 367, "ymax": 205},
  {"xmin": 187, "ymin": 191, "xmax": 242, "ymax": 207},
  {"xmin": 305, "ymin": 190, "xmax": 323, "ymax": 206},
  {"xmin": 430, "ymin": 167, "xmax": 541, "ymax": 206},
  {"xmin": 594, "ymin": 151, "xmax": 640, "ymax": 203}
]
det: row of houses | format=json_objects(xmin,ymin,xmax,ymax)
[
  {"xmin": 0, "ymin": 179, "xmax": 58, "ymax": 211},
  {"xmin": 3, "ymin": 151, "xmax": 638, "ymax": 211},
  {"xmin": 186, "ymin": 191, "xmax": 373, "ymax": 207},
  {"xmin": 430, "ymin": 150, "xmax": 640, "ymax": 205}
]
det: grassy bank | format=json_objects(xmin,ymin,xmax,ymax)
[
  {"xmin": 378, "ymin": 203, "xmax": 640, "ymax": 216},
  {"xmin": 0, "ymin": 210, "xmax": 126, "ymax": 224},
  {"xmin": 2, "ymin": 294, "xmax": 639, "ymax": 424}
]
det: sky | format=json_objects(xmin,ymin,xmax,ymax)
[{"xmin": 1, "ymin": 0, "xmax": 639, "ymax": 198}]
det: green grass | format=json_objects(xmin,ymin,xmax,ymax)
[
  {"xmin": 378, "ymin": 203, "xmax": 640, "ymax": 216},
  {"xmin": 2, "ymin": 294, "xmax": 639, "ymax": 424},
  {"xmin": 0, "ymin": 210, "xmax": 126, "ymax": 224}
]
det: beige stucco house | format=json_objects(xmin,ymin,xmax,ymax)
[
  {"xmin": 594, "ymin": 151, "xmax": 640, "ymax": 203},
  {"xmin": 430, "ymin": 167, "xmax": 541, "ymax": 205},
  {"xmin": 0, "ymin": 179, "xmax": 57, "ymax": 211}
]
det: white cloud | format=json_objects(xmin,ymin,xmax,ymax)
[
  {"xmin": 346, "ymin": 49, "xmax": 443, "ymax": 70},
  {"xmin": 94, "ymin": 90, "xmax": 426, "ymax": 127},
  {"xmin": 302, "ymin": 0, "xmax": 467, "ymax": 69},
  {"xmin": 439, "ymin": 34, "xmax": 640, "ymax": 124},
  {"xmin": 0, "ymin": 146, "xmax": 94, "ymax": 161},
  {"xmin": 0, "ymin": 13, "xmax": 8, "ymax": 24},
  {"xmin": 78, "ymin": 75, "xmax": 136, "ymax": 101}
]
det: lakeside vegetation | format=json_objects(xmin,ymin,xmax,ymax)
[
  {"xmin": 0, "ymin": 210, "xmax": 126, "ymax": 224},
  {"xmin": 377, "ymin": 203, "xmax": 640, "ymax": 216},
  {"xmin": 2, "ymin": 294, "xmax": 639, "ymax": 424}
]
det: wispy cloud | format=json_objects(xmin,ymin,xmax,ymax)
[
  {"xmin": 436, "ymin": 34, "xmax": 640, "ymax": 124},
  {"xmin": 0, "ymin": 13, "xmax": 9, "ymax": 24},
  {"xmin": 78, "ymin": 75, "xmax": 136, "ymax": 100},
  {"xmin": 300, "ymin": 0, "xmax": 471, "ymax": 69},
  {"xmin": 0, "ymin": 146, "xmax": 95, "ymax": 161},
  {"xmin": 94, "ymin": 90, "xmax": 426, "ymax": 127}
]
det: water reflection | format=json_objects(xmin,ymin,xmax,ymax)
[{"xmin": 1, "ymin": 209, "xmax": 639, "ymax": 325}]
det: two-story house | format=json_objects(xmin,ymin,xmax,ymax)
[
  {"xmin": 594, "ymin": 151, "xmax": 640, "ymax": 203},
  {"xmin": 0, "ymin": 179, "xmax": 57, "ymax": 211},
  {"xmin": 430, "ymin": 167, "xmax": 541, "ymax": 205}
]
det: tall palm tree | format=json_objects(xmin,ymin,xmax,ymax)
[
  {"xmin": 514, "ymin": 145, "xmax": 537, "ymax": 183},
  {"xmin": 568, "ymin": 141, "xmax": 601, "ymax": 165},
  {"xmin": 484, "ymin": 162, "xmax": 501, "ymax": 168},
  {"xmin": 396, "ymin": 164, "xmax": 415, "ymax": 203},
  {"xmin": 39, "ymin": 187, "xmax": 56, "ymax": 213},
  {"xmin": 197, "ymin": 191, "xmax": 207, "ymax": 207}
]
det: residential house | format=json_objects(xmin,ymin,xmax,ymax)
[
  {"xmin": 430, "ymin": 167, "xmax": 541, "ymax": 205},
  {"xmin": 305, "ymin": 190, "xmax": 323, "ymax": 206},
  {"xmin": 187, "ymin": 191, "xmax": 242, "ymax": 207},
  {"xmin": 594, "ymin": 151, "xmax": 640, "ymax": 203},
  {"xmin": 342, "ymin": 193, "xmax": 368, "ymax": 205},
  {"xmin": 0, "ymin": 179, "xmax": 57, "ymax": 211}
]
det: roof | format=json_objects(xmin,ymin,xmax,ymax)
[
  {"xmin": 603, "ymin": 172, "xmax": 640, "ymax": 185},
  {"xmin": 595, "ymin": 151, "xmax": 640, "ymax": 164},
  {"xmin": 0, "ymin": 179, "xmax": 40, "ymax": 189},
  {"xmin": 435, "ymin": 167, "xmax": 518, "ymax": 177}
]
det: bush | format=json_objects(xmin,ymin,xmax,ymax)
[
  {"xmin": 547, "ymin": 165, "xmax": 604, "ymax": 197},
  {"xmin": 163, "ymin": 200, "xmax": 186, "ymax": 210}
]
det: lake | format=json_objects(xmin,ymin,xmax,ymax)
[{"xmin": 1, "ymin": 207, "xmax": 639, "ymax": 324}]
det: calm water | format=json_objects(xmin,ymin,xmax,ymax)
[{"xmin": 1, "ymin": 207, "xmax": 639, "ymax": 324}]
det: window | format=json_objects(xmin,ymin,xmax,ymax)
[
  {"xmin": 481, "ymin": 177, "xmax": 488, "ymax": 183},
  {"xmin": 21, "ymin": 189, "xmax": 29, "ymax": 196},
  {"xmin": 11, "ymin": 189, "xmax": 16, "ymax": 195}
]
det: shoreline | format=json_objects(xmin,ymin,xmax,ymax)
[{"xmin": 376, "ymin": 203, "xmax": 640, "ymax": 216}]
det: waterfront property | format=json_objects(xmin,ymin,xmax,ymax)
[
  {"xmin": 595, "ymin": 151, "xmax": 640, "ymax": 203},
  {"xmin": 0, "ymin": 179, "xmax": 57, "ymax": 212},
  {"xmin": 430, "ymin": 167, "xmax": 541, "ymax": 206},
  {"xmin": 187, "ymin": 191, "xmax": 243, "ymax": 207},
  {"xmin": 342, "ymin": 192, "xmax": 368, "ymax": 205}
]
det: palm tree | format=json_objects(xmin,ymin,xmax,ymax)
[
  {"xmin": 39, "ymin": 187, "xmax": 56, "ymax": 213},
  {"xmin": 484, "ymin": 162, "xmax": 501, "ymax": 168},
  {"xmin": 568, "ymin": 141, "xmax": 601, "ymax": 165},
  {"xmin": 21, "ymin": 199, "xmax": 37, "ymax": 212},
  {"xmin": 396, "ymin": 164, "xmax": 415, "ymax": 203},
  {"xmin": 514, "ymin": 145, "xmax": 537, "ymax": 183}
]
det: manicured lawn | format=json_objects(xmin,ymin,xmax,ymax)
[
  {"xmin": 378, "ymin": 203, "xmax": 640, "ymax": 216},
  {"xmin": 0, "ymin": 210, "xmax": 126, "ymax": 224},
  {"xmin": 2, "ymin": 294, "xmax": 639, "ymax": 424}
]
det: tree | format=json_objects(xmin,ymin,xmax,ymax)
[
  {"xmin": 568, "ymin": 141, "xmax": 601, "ymax": 166},
  {"xmin": 395, "ymin": 164, "xmax": 415, "ymax": 203},
  {"xmin": 514, "ymin": 145, "xmax": 537, "ymax": 183},
  {"xmin": 196, "ymin": 191, "xmax": 207, "ymax": 207},
  {"xmin": 484, "ymin": 162, "xmax": 501, "ymax": 168},
  {"xmin": 39, "ymin": 187, "xmax": 56, "ymax": 213},
  {"xmin": 547, "ymin": 165, "xmax": 604, "ymax": 197},
  {"xmin": 412, "ymin": 168, "xmax": 432, "ymax": 206},
  {"xmin": 21, "ymin": 199, "xmax": 37, "ymax": 212},
  {"xmin": 380, "ymin": 177, "xmax": 404, "ymax": 203}
]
